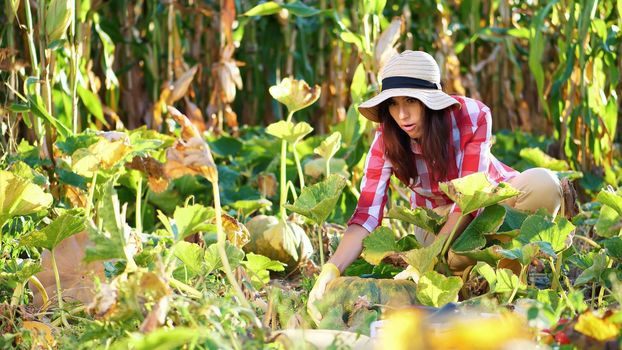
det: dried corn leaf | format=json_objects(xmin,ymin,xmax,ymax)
[
  {"xmin": 375, "ymin": 18, "xmax": 402, "ymax": 71},
  {"xmin": 164, "ymin": 107, "xmax": 217, "ymax": 183},
  {"xmin": 184, "ymin": 98, "xmax": 207, "ymax": 134},
  {"xmin": 166, "ymin": 65, "xmax": 199, "ymax": 104}
]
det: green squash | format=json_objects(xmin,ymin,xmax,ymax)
[{"xmin": 314, "ymin": 277, "xmax": 418, "ymax": 334}]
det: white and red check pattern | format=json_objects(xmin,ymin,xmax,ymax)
[{"xmin": 348, "ymin": 96, "xmax": 519, "ymax": 233}]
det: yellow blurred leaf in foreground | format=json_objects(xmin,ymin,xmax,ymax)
[
  {"xmin": 22, "ymin": 321, "xmax": 55, "ymax": 347},
  {"xmin": 574, "ymin": 311, "xmax": 620, "ymax": 342}
]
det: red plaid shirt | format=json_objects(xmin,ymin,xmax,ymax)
[{"xmin": 348, "ymin": 96, "xmax": 519, "ymax": 233}]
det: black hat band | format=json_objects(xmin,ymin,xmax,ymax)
[{"xmin": 381, "ymin": 76, "xmax": 439, "ymax": 91}]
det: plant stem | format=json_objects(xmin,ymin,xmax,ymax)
[
  {"xmin": 279, "ymin": 139, "xmax": 288, "ymax": 218},
  {"xmin": 10, "ymin": 282, "xmax": 24, "ymax": 307},
  {"xmin": 292, "ymin": 142, "xmax": 305, "ymax": 189},
  {"xmin": 440, "ymin": 214, "xmax": 466, "ymax": 259},
  {"xmin": 50, "ymin": 249, "xmax": 69, "ymax": 327},
  {"xmin": 574, "ymin": 235, "xmax": 601, "ymax": 249},
  {"xmin": 549, "ymin": 256, "xmax": 563, "ymax": 291},
  {"xmin": 591, "ymin": 282, "xmax": 596, "ymax": 309},
  {"xmin": 598, "ymin": 259, "xmax": 614, "ymax": 307},
  {"xmin": 69, "ymin": 0, "xmax": 79, "ymax": 133},
  {"xmin": 169, "ymin": 277, "xmax": 202, "ymax": 299},
  {"xmin": 507, "ymin": 266, "xmax": 526, "ymax": 304},
  {"xmin": 28, "ymin": 275, "xmax": 49, "ymax": 308},
  {"xmin": 136, "ymin": 178, "xmax": 143, "ymax": 233},
  {"xmin": 23, "ymin": 0, "xmax": 44, "ymax": 139},
  {"xmin": 85, "ymin": 171, "xmax": 98, "ymax": 218},
  {"xmin": 212, "ymin": 176, "xmax": 251, "ymax": 309},
  {"xmin": 317, "ymin": 225, "xmax": 325, "ymax": 266},
  {"xmin": 325, "ymin": 157, "xmax": 330, "ymax": 178}
]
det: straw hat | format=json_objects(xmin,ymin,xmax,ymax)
[{"xmin": 358, "ymin": 50, "xmax": 460, "ymax": 122}]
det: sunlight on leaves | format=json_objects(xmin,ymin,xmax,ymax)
[
  {"xmin": 266, "ymin": 120, "xmax": 313, "ymax": 144},
  {"xmin": 439, "ymin": 172, "xmax": 520, "ymax": 215},
  {"xmin": 386, "ymin": 206, "xmax": 446, "ymax": 233},
  {"xmin": 451, "ymin": 204, "xmax": 506, "ymax": 253},
  {"xmin": 0, "ymin": 170, "xmax": 53, "ymax": 227},
  {"xmin": 20, "ymin": 208, "xmax": 85, "ymax": 250},
  {"xmin": 416, "ymin": 270, "xmax": 462, "ymax": 307},
  {"xmin": 519, "ymin": 147, "xmax": 569, "ymax": 171},
  {"xmin": 284, "ymin": 174, "xmax": 346, "ymax": 223},
  {"xmin": 361, "ymin": 227, "xmax": 398, "ymax": 265},
  {"xmin": 313, "ymin": 132, "xmax": 342, "ymax": 161},
  {"xmin": 269, "ymin": 77, "xmax": 321, "ymax": 114},
  {"xmin": 242, "ymin": 253, "xmax": 285, "ymax": 289},
  {"xmin": 516, "ymin": 214, "xmax": 575, "ymax": 252}
]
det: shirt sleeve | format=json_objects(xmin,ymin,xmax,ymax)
[
  {"xmin": 450, "ymin": 102, "xmax": 493, "ymax": 215},
  {"xmin": 347, "ymin": 128, "xmax": 393, "ymax": 233}
]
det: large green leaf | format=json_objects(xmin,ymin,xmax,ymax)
[
  {"xmin": 575, "ymin": 252, "xmax": 608, "ymax": 286},
  {"xmin": 265, "ymin": 121, "xmax": 313, "ymax": 144},
  {"xmin": 84, "ymin": 223, "xmax": 125, "ymax": 262},
  {"xmin": 498, "ymin": 242, "xmax": 556, "ymax": 266},
  {"xmin": 174, "ymin": 241, "xmax": 204, "ymax": 276},
  {"xmin": 595, "ymin": 205, "xmax": 621, "ymax": 238},
  {"xmin": 158, "ymin": 204, "xmax": 215, "ymax": 241},
  {"xmin": 241, "ymin": 253, "xmax": 285, "ymax": 289},
  {"xmin": 519, "ymin": 148, "xmax": 569, "ymax": 171},
  {"xmin": 597, "ymin": 188, "xmax": 622, "ymax": 216},
  {"xmin": 0, "ymin": 170, "xmax": 53, "ymax": 227},
  {"xmin": 204, "ymin": 242, "xmax": 245, "ymax": 274},
  {"xmin": 460, "ymin": 246, "xmax": 504, "ymax": 266},
  {"xmin": 493, "ymin": 268, "xmax": 525, "ymax": 294},
  {"xmin": 20, "ymin": 208, "xmax": 85, "ymax": 250},
  {"xmin": 401, "ymin": 235, "xmax": 447, "ymax": 277},
  {"xmin": 438, "ymin": 172, "xmax": 520, "ymax": 215},
  {"xmin": 0, "ymin": 259, "xmax": 42, "ymax": 284},
  {"xmin": 603, "ymin": 238, "xmax": 622, "ymax": 260},
  {"xmin": 284, "ymin": 174, "xmax": 346, "ymax": 223},
  {"xmin": 361, "ymin": 227, "xmax": 398, "ymax": 265},
  {"xmin": 314, "ymin": 132, "xmax": 342, "ymax": 161},
  {"xmin": 385, "ymin": 206, "xmax": 446, "ymax": 233},
  {"xmin": 415, "ymin": 270, "xmax": 462, "ymax": 307},
  {"xmin": 516, "ymin": 215, "xmax": 575, "ymax": 252},
  {"xmin": 451, "ymin": 204, "xmax": 506, "ymax": 253}
]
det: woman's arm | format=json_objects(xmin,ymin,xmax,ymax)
[{"xmin": 327, "ymin": 224, "xmax": 369, "ymax": 273}]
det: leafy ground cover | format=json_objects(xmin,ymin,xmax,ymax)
[
  {"xmin": 2, "ymin": 90, "xmax": 622, "ymax": 349},
  {"xmin": 1, "ymin": 0, "xmax": 622, "ymax": 348}
]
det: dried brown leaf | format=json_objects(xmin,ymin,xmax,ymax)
[
  {"xmin": 257, "ymin": 173, "xmax": 278, "ymax": 197},
  {"xmin": 31, "ymin": 232, "xmax": 106, "ymax": 308},
  {"xmin": 166, "ymin": 65, "xmax": 199, "ymax": 104}
]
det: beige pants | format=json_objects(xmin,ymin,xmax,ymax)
[{"xmin": 413, "ymin": 168, "xmax": 563, "ymax": 274}]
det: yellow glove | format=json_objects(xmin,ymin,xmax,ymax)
[{"xmin": 307, "ymin": 263, "xmax": 340, "ymax": 325}]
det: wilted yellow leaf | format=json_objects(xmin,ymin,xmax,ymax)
[
  {"xmin": 269, "ymin": 77, "xmax": 321, "ymax": 114},
  {"xmin": 71, "ymin": 136, "xmax": 131, "ymax": 177}
]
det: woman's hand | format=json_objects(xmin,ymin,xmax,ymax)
[
  {"xmin": 306, "ymin": 263, "xmax": 340, "ymax": 325},
  {"xmin": 306, "ymin": 224, "xmax": 369, "ymax": 325}
]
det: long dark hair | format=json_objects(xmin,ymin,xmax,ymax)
[{"xmin": 379, "ymin": 100, "xmax": 450, "ymax": 185}]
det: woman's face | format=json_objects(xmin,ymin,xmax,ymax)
[{"xmin": 387, "ymin": 96, "xmax": 425, "ymax": 139}]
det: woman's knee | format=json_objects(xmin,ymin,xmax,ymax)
[{"xmin": 507, "ymin": 167, "xmax": 562, "ymax": 215}]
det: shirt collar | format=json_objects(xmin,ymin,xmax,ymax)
[{"xmin": 410, "ymin": 139, "xmax": 423, "ymax": 155}]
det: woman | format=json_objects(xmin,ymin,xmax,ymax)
[{"xmin": 307, "ymin": 50, "xmax": 564, "ymax": 323}]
